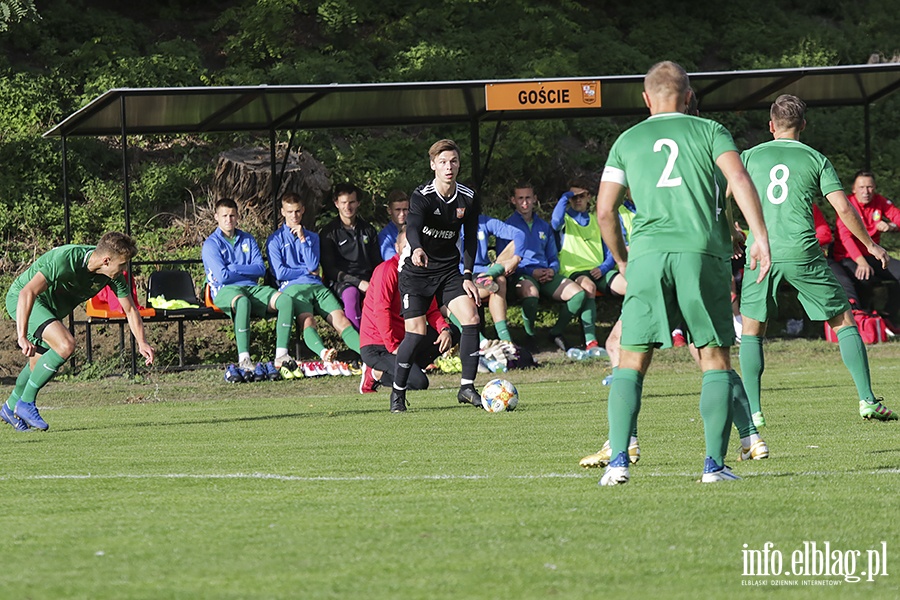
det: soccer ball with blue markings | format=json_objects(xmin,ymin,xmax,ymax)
[{"xmin": 480, "ymin": 378, "xmax": 518, "ymax": 412}]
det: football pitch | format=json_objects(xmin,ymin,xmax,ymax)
[{"xmin": 2, "ymin": 340, "xmax": 898, "ymax": 599}]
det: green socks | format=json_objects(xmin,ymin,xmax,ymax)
[
  {"xmin": 494, "ymin": 320, "xmax": 512, "ymax": 342},
  {"xmin": 608, "ymin": 368, "xmax": 643, "ymax": 458},
  {"xmin": 729, "ymin": 370, "xmax": 757, "ymax": 440},
  {"xmin": 21, "ymin": 349, "xmax": 65, "ymax": 404},
  {"xmin": 739, "ymin": 334, "xmax": 764, "ymax": 414},
  {"xmin": 341, "ymin": 326, "xmax": 361, "ymax": 354},
  {"xmin": 6, "ymin": 364, "xmax": 32, "ymax": 409},
  {"xmin": 303, "ymin": 326, "xmax": 327, "ymax": 358},
  {"xmin": 521, "ymin": 297, "xmax": 539, "ymax": 336},
  {"xmin": 580, "ymin": 292, "xmax": 597, "ymax": 345},
  {"xmin": 837, "ymin": 325, "xmax": 875, "ymax": 403},
  {"xmin": 485, "ymin": 263, "xmax": 506, "ymax": 279},
  {"xmin": 700, "ymin": 369, "xmax": 733, "ymax": 465},
  {"xmin": 273, "ymin": 294, "xmax": 294, "ymax": 350},
  {"xmin": 233, "ymin": 296, "xmax": 251, "ymax": 355},
  {"xmin": 550, "ymin": 290, "xmax": 585, "ymax": 336}
]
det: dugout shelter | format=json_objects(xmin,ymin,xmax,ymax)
[{"xmin": 42, "ymin": 62, "xmax": 900, "ymax": 372}]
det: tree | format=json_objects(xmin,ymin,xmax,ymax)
[{"xmin": 0, "ymin": 0, "xmax": 38, "ymax": 32}]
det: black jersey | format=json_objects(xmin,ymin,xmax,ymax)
[{"xmin": 401, "ymin": 180, "xmax": 480, "ymax": 275}]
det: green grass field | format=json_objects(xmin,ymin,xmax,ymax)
[{"xmin": 2, "ymin": 340, "xmax": 899, "ymax": 599}]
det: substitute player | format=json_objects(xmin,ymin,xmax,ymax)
[
  {"xmin": 739, "ymin": 94, "xmax": 896, "ymax": 423},
  {"xmin": 266, "ymin": 193, "xmax": 362, "ymax": 364},
  {"xmin": 595, "ymin": 61, "xmax": 771, "ymax": 485},
  {"xmin": 390, "ymin": 138, "xmax": 482, "ymax": 413},
  {"xmin": 203, "ymin": 198, "xmax": 296, "ymax": 380},
  {"xmin": 2, "ymin": 232, "xmax": 155, "ymax": 431}
]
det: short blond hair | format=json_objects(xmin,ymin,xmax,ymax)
[
  {"xmin": 644, "ymin": 61, "xmax": 690, "ymax": 98},
  {"xmin": 95, "ymin": 232, "xmax": 137, "ymax": 260},
  {"xmin": 770, "ymin": 94, "xmax": 806, "ymax": 131}
]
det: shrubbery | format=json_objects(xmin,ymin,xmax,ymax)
[{"xmin": 0, "ymin": 0, "xmax": 899, "ymax": 288}]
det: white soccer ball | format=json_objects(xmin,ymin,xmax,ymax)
[{"xmin": 480, "ymin": 378, "xmax": 519, "ymax": 412}]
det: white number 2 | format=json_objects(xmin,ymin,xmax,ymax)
[
  {"xmin": 766, "ymin": 164, "xmax": 790, "ymax": 205},
  {"xmin": 654, "ymin": 139, "xmax": 683, "ymax": 188}
]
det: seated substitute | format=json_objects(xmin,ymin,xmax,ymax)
[
  {"xmin": 359, "ymin": 230, "xmax": 459, "ymax": 393},
  {"xmin": 266, "ymin": 192, "xmax": 362, "ymax": 365},
  {"xmin": 320, "ymin": 182, "xmax": 382, "ymax": 330},
  {"xmin": 455, "ymin": 214, "xmax": 525, "ymax": 346},
  {"xmin": 377, "ymin": 189, "xmax": 409, "ymax": 261},
  {"xmin": 501, "ymin": 181, "xmax": 588, "ymax": 352},
  {"xmin": 3, "ymin": 232, "xmax": 155, "ymax": 431},
  {"xmin": 551, "ymin": 176, "xmax": 626, "ymax": 350},
  {"xmin": 830, "ymin": 170, "xmax": 900, "ymax": 317},
  {"xmin": 202, "ymin": 198, "xmax": 296, "ymax": 381}
]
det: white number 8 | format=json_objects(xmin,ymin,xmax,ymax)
[{"xmin": 766, "ymin": 164, "xmax": 790, "ymax": 205}]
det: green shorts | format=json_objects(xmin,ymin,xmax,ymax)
[
  {"xmin": 510, "ymin": 272, "xmax": 568, "ymax": 300},
  {"xmin": 621, "ymin": 253, "xmax": 734, "ymax": 350},
  {"xmin": 5, "ymin": 289, "xmax": 57, "ymax": 349},
  {"xmin": 283, "ymin": 283, "xmax": 343, "ymax": 317},
  {"xmin": 568, "ymin": 269, "xmax": 620, "ymax": 295},
  {"xmin": 213, "ymin": 285, "xmax": 278, "ymax": 318},
  {"xmin": 740, "ymin": 255, "xmax": 849, "ymax": 322}
]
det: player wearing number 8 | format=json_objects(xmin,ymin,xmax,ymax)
[
  {"xmin": 738, "ymin": 94, "xmax": 896, "ymax": 423},
  {"xmin": 594, "ymin": 61, "xmax": 771, "ymax": 485}
]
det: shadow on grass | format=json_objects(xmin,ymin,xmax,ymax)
[{"xmin": 57, "ymin": 402, "xmax": 484, "ymax": 432}]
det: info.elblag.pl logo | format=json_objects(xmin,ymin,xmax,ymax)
[{"xmin": 741, "ymin": 541, "xmax": 889, "ymax": 586}]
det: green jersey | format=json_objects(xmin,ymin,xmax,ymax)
[
  {"xmin": 602, "ymin": 112, "xmax": 735, "ymax": 259},
  {"xmin": 741, "ymin": 138, "xmax": 842, "ymax": 263},
  {"xmin": 8, "ymin": 245, "xmax": 129, "ymax": 319}
]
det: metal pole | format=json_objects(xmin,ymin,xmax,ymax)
[
  {"xmin": 270, "ymin": 129, "xmax": 278, "ymax": 231},
  {"xmin": 470, "ymin": 120, "xmax": 482, "ymax": 189},
  {"xmin": 864, "ymin": 102, "xmax": 872, "ymax": 170},
  {"xmin": 62, "ymin": 135, "xmax": 71, "ymax": 243},
  {"xmin": 62, "ymin": 135, "xmax": 77, "ymax": 371},
  {"xmin": 120, "ymin": 97, "xmax": 137, "ymax": 376}
]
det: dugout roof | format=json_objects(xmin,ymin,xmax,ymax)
[{"xmin": 42, "ymin": 62, "xmax": 900, "ymax": 138}]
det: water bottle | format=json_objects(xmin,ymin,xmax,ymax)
[
  {"xmin": 586, "ymin": 346, "xmax": 609, "ymax": 359},
  {"xmin": 484, "ymin": 357, "xmax": 507, "ymax": 373},
  {"xmin": 566, "ymin": 348, "xmax": 585, "ymax": 360}
]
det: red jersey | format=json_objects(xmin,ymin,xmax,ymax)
[
  {"xmin": 812, "ymin": 204, "xmax": 832, "ymax": 248},
  {"xmin": 832, "ymin": 193, "xmax": 900, "ymax": 261},
  {"xmin": 359, "ymin": 255, "xmax": 449, "ymax": 352}
]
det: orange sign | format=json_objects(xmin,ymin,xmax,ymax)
[{"xmin": 485, "ymin": 81, "xmax": 601, "ymax": 111}]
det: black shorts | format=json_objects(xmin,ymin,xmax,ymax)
[{"xmin": 398, "ymin": 267, "xmax": 466, "ymax": 318}]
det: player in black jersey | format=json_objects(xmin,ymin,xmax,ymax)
[{"xmin": 390, "ymin": 139, "xmax": 483, "ymax": 412}]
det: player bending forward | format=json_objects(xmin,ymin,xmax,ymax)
[{"xmin": 3, "ymin": 233, "xmax": 155, "ymax": 431}]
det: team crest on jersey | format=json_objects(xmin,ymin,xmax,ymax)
[
  {"xmin": 477, "ymin": 231, "xmax": 486, "ymax": 240},
  {"xmin": 363, "ymin": 235, "xmax": 370, "ymax": 243},
  {"xmin": 456, "ymin": 207, "xmax": 466, "ymax": 219},
  {"xmin": 873, "ymin": 210, "xmax": 882, "ymax": 221},
  {"xmin": 241, "ymin": 242, "xmax": 250, "ymax": 253},
  {"xmin": 539, "ymin": 231, "xmax": 546, "ymax": 240}
]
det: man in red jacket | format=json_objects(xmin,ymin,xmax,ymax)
[
  {"xmin": 831, "ymin": 171, "xmax": 900, "ymax": 311},
  {"xmin": 358, "ymin": 231, "xmax": 459, "ymax": 393}
]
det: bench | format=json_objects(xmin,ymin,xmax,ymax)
[{"xmin": 84, "ymin": 266, "xmax": 229, "ymax": 374}]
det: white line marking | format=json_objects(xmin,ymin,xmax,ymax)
[{"xmin": 1, "ymin": 469, "xmax": 898, "ymax": 482}]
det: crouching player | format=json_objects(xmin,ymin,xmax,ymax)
[{"xmin": 3, "ymin": 232, "xmax": 155, "ymax": 431}]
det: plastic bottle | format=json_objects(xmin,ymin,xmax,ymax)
[
  {"xmin": 485, "ymin": 358, "xmax": 507, "ymax": 373},
  {"xmin": 586, "ymin": 346, "xmax": 609, "ymax": 359},
  {"xmin": 566, "ymin": 348, "xmax": 585, "ymax": 360}
]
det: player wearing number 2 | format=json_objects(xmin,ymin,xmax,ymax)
[
  {"xmin": 595, "ymin": 61, "xmax": 771, "ymax": 486},
  {"xmin": 739, "ymin": 94, "xmax": 896, "ymax": 423}
]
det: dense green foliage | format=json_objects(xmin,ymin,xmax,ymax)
[
  {"xmin": 1, "ymin": 1, "xmax": 900, "ymax": 275},
  {"xmin": 2, "ymin": 341, "xmax": 900, "ymax": 598}
]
